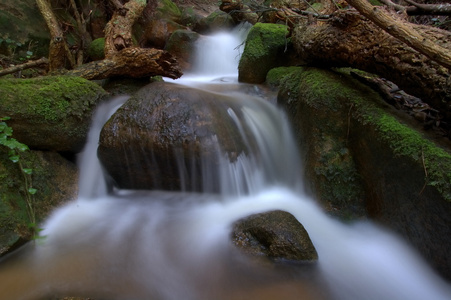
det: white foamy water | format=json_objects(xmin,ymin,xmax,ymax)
[{"xmin": 0, "ymin": 24, "xmax": 450, "ymax": 300}]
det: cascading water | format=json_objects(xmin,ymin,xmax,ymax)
[{"xmin": 1, "ymin": 25, "xmax": 451, "ymax": 300}]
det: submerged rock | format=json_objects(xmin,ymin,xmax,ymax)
[{"xmin": 233, "ymin": 210, "xmax": 318, "ymax": 262}]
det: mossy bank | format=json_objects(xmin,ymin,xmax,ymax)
[
  {"xmin": 0, "ymin": 149, "xmax": 78, "ymax": 254},
  {"xmin": 268, "ymin": 66, "xmax": 451, "ymax": 280}
]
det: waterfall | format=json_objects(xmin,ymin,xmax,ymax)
[{"xmin": 1, "ymin": 26, "xmax": 451, "ymax": 300}]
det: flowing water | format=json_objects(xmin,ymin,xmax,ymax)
[{"xmin": 1, "ymin": 25, "xmax": 451, "ymax": 300}]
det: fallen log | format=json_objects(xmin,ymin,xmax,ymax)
[
  {"xmin": 346, "ymin": 0, "xmax": 451, "ymax": 70},
  {"xmin": 292, "ymin": 9, "xmax": 451, "ymax": 120},
  {"xmin": 66, "ymin": 47, "xmax": 183, "ymax": 80}
]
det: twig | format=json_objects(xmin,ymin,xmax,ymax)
[
  {"xmin": 0, "ymin": 57, "xmax": 48, "ymax": 77},
  {"xmin": 421, "ymin": 147, "xmax": 428, "ymax": 177},
  {"xmin": 346, "ymin": 103, "xmax": 354, "ymax": 144}
]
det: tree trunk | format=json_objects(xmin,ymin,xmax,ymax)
[
  {"xmin": 292, "ymin": 9, "xmax": 451, "ymax": 120},
  {"xmin": 104, "ymin": 0, "xmax": 147, "ymax": 58},
  {"xmin": 346, "ymin": 0, "xmax": 451, "ymax": 70},
  {"xmin": 36, "ymin": 0, "xmax": 75, "ymax": 71},
  {"xmin": 66, "ymin": 47, "xmax": 182, "ymax": 80}
]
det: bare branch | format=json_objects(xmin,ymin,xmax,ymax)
[
  {"xmin": 404, "ymin": 0, "xmax": 451, "ymax": 15},
  {"xmin": 0, "ymin": 57, "xmax": 49, "ymax": 77}
]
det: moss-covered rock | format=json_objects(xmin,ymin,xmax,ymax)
[
  {"xmin": 271, "ymin": 66, "xmax": 451, "ymax": 280},
  {"xmin": 156, "ymin": 0, "xmax": 182, "ymax": 22},
  {"xmin": 0, "ymin": 148, "xmax": 78, "ymax": 255},
  {"xmin": 87, "ymin": 38, "xmax": 105, "ymax": 61},
  {"xmin": 238, "ymin": 23, "xmax": 291, "ymax": 84},
  {"xmin": 0, "ymin": 76, "xmax": 108, "ymax": 152}
]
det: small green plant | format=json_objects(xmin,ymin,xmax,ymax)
[{"xmin": 0, "ymin": 117, "xmax": 38, "ymax": 238}]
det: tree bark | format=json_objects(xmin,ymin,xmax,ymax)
[
  {"xmin": 66, "ymin": 47, "xmax": 182, "ymax": 80},
  {"xmin": 346, "ymin": 0, "xmax": 451, "ymax": 70},
  {"xmin": 104, "ymin": 0, "xmax": 147, "ymax": 58},
  {"xmin": 292, "ymin": 9, "xmax": 451, "ymax": 120},
  {"xmin": 36, "ymin": 0, "xmax": 75, "ymax": 71}
]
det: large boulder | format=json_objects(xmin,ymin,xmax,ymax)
[
  {"xmin": 270, "ymin": 66, "xmax": 451, "ymax": 280},
  {"xmin": 98, "ymin": 81, "xmax": 250, "ymax": 191},
  {"xmin": 238, "ymin": 23, "xmax": 291, "ymax": 84},
  {"xmin": 0, "ymin": 76, "xmax": 108, "ymax": 152}
]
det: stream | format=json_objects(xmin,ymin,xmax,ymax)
[{"xmin": 0, "ymin": 25, "xmax": 450, "ymax": 300}]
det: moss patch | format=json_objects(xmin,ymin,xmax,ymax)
[
  {"xmin": 87, "ymin": 37, "xmax": 105, "ymax": 61},
  {"xmin": 0, "ymin": 75, "xmax": 107, "ymax": 151},
  {"xmin": 238, "ymin": 23, "xmax": 290, "ymax": 83},
  {"xmin": 274, "ymin": 66, "xmax": 451, "ymax": 203},
  {"xmin": 0, "ymin": 76, "xmax": 107, "ymax": 122}
]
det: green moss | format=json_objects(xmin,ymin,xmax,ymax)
[
  {"xmin": 242, "ymin": 23, "xmax": 289, "ymax": 61},
  {"xmin": 239, "ymin": 23, "xmax": 290, "ymax": 83},
  {"xmin": 87, "ymin": 37, "xmax": 105, "ymax": 61},
  {"xmin": 277, "ymin": 66, "xmax": 451, "ymax": 202},
  {"xmin": 0, "ymin": 75, "xmax": 107, "ymax": 123},
  {"xmin": 157, "ymin": 0, "xmax": 182, "ymax": 21},
  {"xmin": 266, "ymin": 66, "xmax": 301, "ymax": 89}
]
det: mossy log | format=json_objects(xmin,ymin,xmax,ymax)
[{"xmin": 292, "ymin": 9, "xmax": 451, "ymax": 121}]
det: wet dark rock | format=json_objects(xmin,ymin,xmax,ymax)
[
  {"xmin": 140, "ymin": 19, "xmax": 187, "ymax": 49},
  {"xmin": 232, "ymin": 210, "xmax": 318, "ymax": 262},
  {"xmin": 165, "ymin": 29, "xmax": 200, "ymax": 71},
  {"xmin": 98, "ymin": 81, "xmax": 251, "ymax": 191},
  {"xmin": 0, "ymin": 149, "xmax": 78, "ymax": 255},
  {"xmin": 193, "ymin": 10, "xmax": 235, "ymax": 34},
  {"xmin": 271, "ymin": 66, "xmax": 451, "ymax": 280}
]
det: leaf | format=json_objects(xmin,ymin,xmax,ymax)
[
  {"xmin": 23, "ymin": 168, "xmax": 33, "ymax": 175},
  {"xmin": 16, "ymin": 143, "xmax": 29, "ymax": 151},
  {"xmin": 9, "ymin": 155, "xmax": 20, "ymax": 163},
  {"xmin": 28, "ymin": 188, "xmax": 37, "ymax": 195}
]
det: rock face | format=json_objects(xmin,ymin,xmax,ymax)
[
  {"xmin": 193, "ymin": 10, "xmax": 235, "ymax": 34},
  {"xmin": 0, "ymin": 0, "xmax": 50, "ymax": 58},
  {"xmin": 98, "ymin": 81, "xmax": 250, "ymax": 191},
  {"xmin": 0, "ymin": 149, "xmax": 78, "ymax": 255},
  {"xmin": 0, "ymin": 76, "xmax": 108, "ymax": 152},
  {"xmin": 270, "ymin": 66, "xmax": 451, "ymax": 280},
  {"xmin": 233, "ymin": 210, "xmax": 318, "ymax": 262},
  {"xmin": 238, "ymin": 23, "xmax": 291, "ymax": 84}
]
